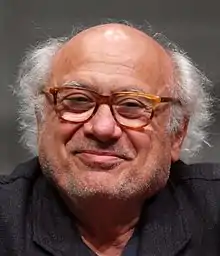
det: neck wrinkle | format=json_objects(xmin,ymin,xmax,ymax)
[{"xmin": 62, "ymin": 194, "xmax": 144, "ymax": 255}]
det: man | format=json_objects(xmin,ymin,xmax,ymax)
[{"xmin": 0, "ymin": 22, "xmax": 220, "ymax": 256}]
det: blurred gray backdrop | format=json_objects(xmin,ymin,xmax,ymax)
[{"xmin": 1, "ymin": 0, "xmax": 220, "ymax": 174}]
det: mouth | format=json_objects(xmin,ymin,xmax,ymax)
[{"xmin": 74, "ymin": 150, "xmax": 130, "ymax": 169}]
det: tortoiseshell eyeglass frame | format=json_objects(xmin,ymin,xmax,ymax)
[{"xmin": 42, "ymin": 84, "xmax": 181, "ymax": 130}]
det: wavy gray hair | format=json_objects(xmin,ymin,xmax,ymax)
[{"xmin": 13, "ymin": 22, "xmax": 213, "ymax": 162}]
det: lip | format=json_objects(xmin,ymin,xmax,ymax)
[
  {"xmin": 79, "ymin": 153, "xmax": 121, "ymax": 161},
  {"xmin": 76, "ymin": 150, "xmax": 123, "ymax": 160},
  {"xmin": 74, "ymin": 150, "xmax": 126, "ymax": 168}
]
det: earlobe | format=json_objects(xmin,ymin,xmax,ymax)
[
  {"xmin": 35, "ymin": 106, "xmax": 42, "ymax": 131},
  {"xmin": 171, "ymin": 118, "xmax": 189, "ymax": 162}
]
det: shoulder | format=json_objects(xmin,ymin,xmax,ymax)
[
  {"xmin": 170, "ymin": 160, "xmax": 220, "ymax": 182},
  {"xmin": 0, "ymin": 157, "xmax": 41, "ymax": 230},
  {"xmin": 170, "ymin": 160, "xmax": 220, "ymax": 194},
  {"xmin": 0, "ymin": 157, "xmax": 41, "ymax": 206},
  {"xmin": 0, "ymin": 158, "xmax": 42, "ymax": 253},
  {"xmin": 170, "ymin": 161, "xmax": 220, "ymax": 222},
  {"xmin": 0, "ymin": 157, "xmax": 40, "ymax": 185}
]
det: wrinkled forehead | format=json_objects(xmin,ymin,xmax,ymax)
[{"xmin": 50, "ymin": 24, "xmax": 174, "ymax": 91}]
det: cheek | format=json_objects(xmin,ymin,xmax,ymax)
[
  {"xmin": 126, "ymin": 121, "xmax": 171, "ymax": 159},
  {"xmin": 38, "ymin": 110, "xmax": 82, "ymax": 151},
  {"xmin": 57, "ymin": 121, "xmax": 83, "ymax": 145},
  {"xmin": 126, "ymin": 129, "xmax": 152, "ymax": 155}
]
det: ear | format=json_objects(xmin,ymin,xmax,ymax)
[
  {"xmin": 171, "ymin": 118, "xmax": 189, "ymax": 162},
  {"xmin": 35, "ymin": 105, "xmax": 42, "ymax": 132}
]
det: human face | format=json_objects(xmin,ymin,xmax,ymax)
[{"xmin": 37, "ymin": 24, "xmax": 179, "ymax": 200}]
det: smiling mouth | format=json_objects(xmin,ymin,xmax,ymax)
[{"xmin": 74, "ymin": 150, "xmax": 128, "ymax": 169}]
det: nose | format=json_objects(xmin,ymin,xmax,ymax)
[{"xmin": 83, "ymin": 105, "xmax": 122, "ymax": 142}]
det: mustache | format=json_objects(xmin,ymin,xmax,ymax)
[{"xmin": 70, "ymin": 141, "xmax": 135, "ymax": 160}]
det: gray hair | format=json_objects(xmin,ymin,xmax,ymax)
[{"xmin": 13, "ymin": 22, "xmax": 213, "ymax": 161}]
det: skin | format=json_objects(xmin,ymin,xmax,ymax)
[{"xmin": 37, "ymin": 23, "xmax": 187, "ymax": 256}]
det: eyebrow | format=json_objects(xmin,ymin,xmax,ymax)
[
  {"xmin": 114, "ymin": 87, "xmax": 147, "ymax": 93},
  {"xmin": 63, "ymin": 80, "xmax": 148, "ymax": 94},
  {"xmin": 63, "ymin": 81, "xmax": 90, "ymax": 89}
]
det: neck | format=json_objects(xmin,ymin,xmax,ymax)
[{"xmin": 64, "ymin": 195, "xmax": 144, "ymax": 256}]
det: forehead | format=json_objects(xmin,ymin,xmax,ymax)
[{"xmin": 49, "ymin": 24, "xmax": 173, "ymax": 94}]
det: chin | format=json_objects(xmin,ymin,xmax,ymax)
[{"xmin": 60, "ymin": 166, "xmax": 167, "ymax": 201}]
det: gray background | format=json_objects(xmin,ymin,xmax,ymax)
[{"xmin": 1, "ymin": 0, "xmax": 220, "ymax": 174}]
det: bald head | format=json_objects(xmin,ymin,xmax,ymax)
[{"xmin": 50, "ymin": 23, "xmax": 173, "ymax": 94}]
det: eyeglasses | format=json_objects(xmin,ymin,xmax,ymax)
[{"xmin": 42, "ymin": 85, "xmax": 180, "ymax": 129}]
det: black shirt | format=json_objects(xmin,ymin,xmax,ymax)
[{"xmin": 0, "ymin": 158, "xmax": 220, "ymax": 255}]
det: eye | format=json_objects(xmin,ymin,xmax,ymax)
[
  {"xmin": 119, "ymin": 100, "xmax": 143, "ymax": 108},
  {"xmin": 64, "ymin": 93, "xmax": 93, "ymax": 103},
  {"xmin": 116, "ymin": 98, "xmax": 147, "ymax": 109},
  {"xmin": 114, "ymin": 97, "xmax": 153, "ymax": 119},
  {"xmin": 62, "ymin": 94, "xmax": 95, "ymax": 112}
]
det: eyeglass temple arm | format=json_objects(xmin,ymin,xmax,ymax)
[{"xmin": 160, "ymin": 97, "xmax": 181, "ymax": 104}]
